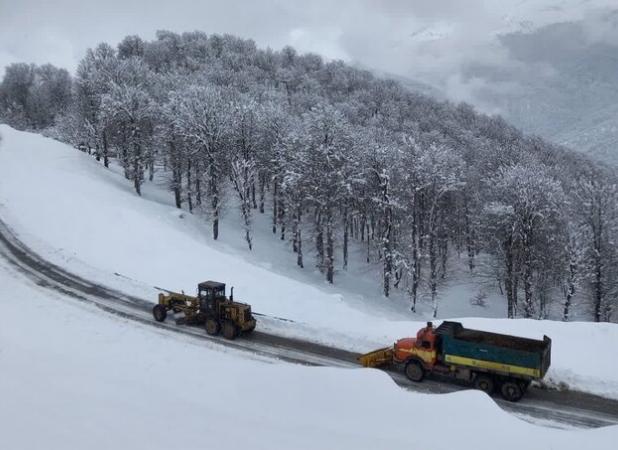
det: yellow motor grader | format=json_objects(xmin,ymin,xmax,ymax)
[{"xmin": 152, "ymin": 281, "xmax": 256, "ymax": 340}]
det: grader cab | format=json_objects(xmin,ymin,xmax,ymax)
[{"xmin": 152, "ymin": 280, "xmax": 256, "ymax": 340}]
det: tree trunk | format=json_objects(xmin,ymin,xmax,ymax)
[
  {"xmin": 394, "ymin": 268, "xmax": 402, "ymax": 289},
  {"xmin": 513, "ymin": 275, "xmax": 519, "ymax": 315},
  {"xmin": 173, "ymin": 164, "xmax": 182, "ymax": 209},
  {"xmin": 440, "ymin": 234, "xmax": 448, "ymax": 279},
  {"xmin": 366, "ymin": 222, "xmax": 371, "ymax": 263},
  {"xmin": 464, "ymin": 199, "xmax": 475, "ymax": 272},
  {"xmin": 326, "ymin": 212, "xmax": 334, "ymax": 284},
  {"xmin": 296, "ymin": 206, "xmax": 303, "ymax": 268},
  {"xmin": 251, "ymin": 181, "xmax": 257, "ymax": 209},
  {"xmin": 195, "ymin": 173, "xmax": 202, "ymax": 206},
  {"xmin": 209, "ymin": 159, "xmax": 219, "ymax": 240},
  {"xmin": 169, "ymin": 141, "xmax": 182, "ymax": 208},
  {"xmin": 522, "ymin": 226, "xmax": 534, "ymax": 319},
  {"xmin": 259, "ymin": 172, "xmax": 265, "ymax": 214},
  {"xmin": 243, "ymin": 206, "xmax": 252, "ymax": 250},
  {"xmin": 383, "ymin": 206, "xmax": 392, "ymax": 298},
  {"xmin": 343, "ymin": 207, "xmax": 349, "ymax": 269},
  {"xmin": 134, "ymin": 175, "xmax": 141, "ymax": 196},
  {"xmin": 174, "ymin": 182, "xmax": 182, "ymax": 209},
  {"xmin": 360, "ymin": 214, "xmax": 366, "ymax": 241},
  {"xmin": 272, "ymin": 177, "xmax": 278, "ymax": 234},
  {"xmin": 594, "ymin": 252, "xmax": 603, "ymax": 322},
  {"xmin": 186, "ymin": 159, "xmax": 193, "ymax": 212},
  {"xmin": 504, "ymin": 235, "xmax": 515, "ymax": 319},
  {"xmin": 315, "ymin": 209, "xmax": 324, "ymax": 272},
  {"xmin": 133, "ymin": 137, "xmax": 142, "ymax": 196},
  {"xmin": 410, "ymin": 204, "xmax": 420, "ymax": 312},
  {"xmin": 102, "ymin": 131, "xmax": 110, "ymax": 168},
  {"xmin": 429, "ymin": 232, "xmax": 438, "ymax": 318},
  {"xmin": 279, "ymin": 198, "xmax": 285, "ymax": 240}
]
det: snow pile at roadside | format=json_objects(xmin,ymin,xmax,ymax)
[
  {"xmin": 0, "ymin": 124, "xmax": 617, "ymax": 399},
  {"xmin": 1, "ymin": 263, "xmax": 616, "ymax": 450}
]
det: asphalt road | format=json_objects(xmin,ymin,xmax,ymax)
[{"xmin": 1, "ymin": 216, "xmax": 616, "ymax": 429}]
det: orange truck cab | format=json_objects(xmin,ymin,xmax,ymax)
[{"xmin": 393, "ymin": 322, "xmax": 438, "ymax": 380}]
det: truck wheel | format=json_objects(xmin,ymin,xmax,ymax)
[
  {"xmin": 205, "ymin": 318, "xmax": 220, "ymax": 336},
  {"xmin": 223, "ymin": 321, "xmax": 238, "ymax": 340},
  {"xmin": 153, "ymin": 304, "xmax": 167, "ymax": 322},
  {"xmin": 473, "ymin": 375, "xmax": 495, "ymax": 395},
  {"xmin": 501, "ymin": 381, "xmax": 524, "ymax": 402},
  {"xmin": 404, "ymin": 360, "xmax": 425, "ymax": 382}
]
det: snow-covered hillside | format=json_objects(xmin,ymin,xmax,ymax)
[
  {"xmin": 4, "ymin": 259, "xmax": 618, "ymax": 449},
  {"xmin": 402, "ymin": 1, "xmax": 618, "ymax": 165},
  {"xmin": 0, "ymin": 125, "xmax": 617, "ymax": 400}
]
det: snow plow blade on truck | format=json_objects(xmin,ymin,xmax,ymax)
[
  {"xmin": 358, "ymin": 347, "xmax": 394, "ymax": 368},
  {"xmin": 357, "ymin": 321, "xmax": 551, "ymax": 402}
]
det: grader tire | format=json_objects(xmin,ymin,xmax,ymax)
[
  {"xmin": 205, "ymin": 318, "xmax": 220, "ymax": 336},
  {"xmin": 153, "ymin": 304, "xmax": 167, "ymax": 322},
  {"xmin": 223, "ymin": 321, "xmax": 239, "ymax": 340}
]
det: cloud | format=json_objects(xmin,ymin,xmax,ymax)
[
  {"xmin": 581, "ymin": 7, "xmax": 618, "ymax": 45},
  {"xmin": 288, "ymin": 27, "xmax": 348, "ymax": 61},
  {"xmin": 1, "ymin": 0, "xmax": 616, "ymax": 115},
  {"xmin": 0, "ymin": 0, "xmax": 520, "ymax": 78}
]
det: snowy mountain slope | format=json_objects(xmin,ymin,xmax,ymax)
[
  {"xmin": 401, "ymin": 2, "xmax": 618, "ymax": 164},
  {"xmin": 491, "ymin": 20, "xmax": 618, "ymax": 164},
  {"xmin": 0, "ymin": 125, "xmax": 618, "ymax": 399},
  {"xmin": 486, "ymin": 0, "xmax": 618, "ymax": 36},
  {"xmin": 3, "ymin": 260, "xmax": 618, "ymax": 449}
]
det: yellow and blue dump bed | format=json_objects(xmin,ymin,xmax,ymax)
[{"xmin": 435, "ymin": 321, "xmax": 551, "ymax": 380}]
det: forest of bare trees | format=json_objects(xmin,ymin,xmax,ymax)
[{"xmin": 1, "ymin": 31, "xmax": 616, "ymax": 322}]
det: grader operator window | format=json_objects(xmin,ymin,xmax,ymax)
[{"xmin": 199, "ymin": 286, "xmax": 226, "ymax": 302}]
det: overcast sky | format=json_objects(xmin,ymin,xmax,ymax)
[{"xmin": 1, "ymin": 0, "xmax": 616, "ymax": 109}]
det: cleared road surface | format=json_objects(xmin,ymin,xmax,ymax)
[{"xmin": 1, "ymin": 216, "xmax": 616, "ymax": 429}]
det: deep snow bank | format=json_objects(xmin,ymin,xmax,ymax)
[
  {"xmin": 0, "ymin": 124, "xmax": 617, "ymax": 399},
  {"xmin": 1, "ymin": 262, "xmax": 616, "ymax": 450}
]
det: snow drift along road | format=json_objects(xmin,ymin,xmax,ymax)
[{"xmin": 2, "ymin": 260, "xmax": 618, "ymax": 450}]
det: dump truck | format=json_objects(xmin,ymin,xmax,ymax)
[
  {"xmin": 152, "ymin": 281, "xmax": 256, "ymax": 340},
  {"xmin": 359, "ymin": 321, "xmax": 551, "ymax": 401}
]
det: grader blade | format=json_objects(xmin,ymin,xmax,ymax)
[{"xmin": 358, "ymin": 347, "xmax": 394, "ymax": 368}]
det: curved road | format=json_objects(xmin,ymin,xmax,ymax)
[{"xmin": 1, "ymin": 216, "xmax": 616, "ymax": 429}]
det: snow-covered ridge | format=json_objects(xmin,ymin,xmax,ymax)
[{"xmin": 407, "ymin": 0, "xmax": 618, "ymax": 43}]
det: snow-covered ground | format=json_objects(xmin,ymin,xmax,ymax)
[
  {"xmin": 0, "ymin": 124, "xmax": 617, "ymax": 400},
  {"xmin": 1, "ymin": 261, "xmax": 617, "ymax": 449}
]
